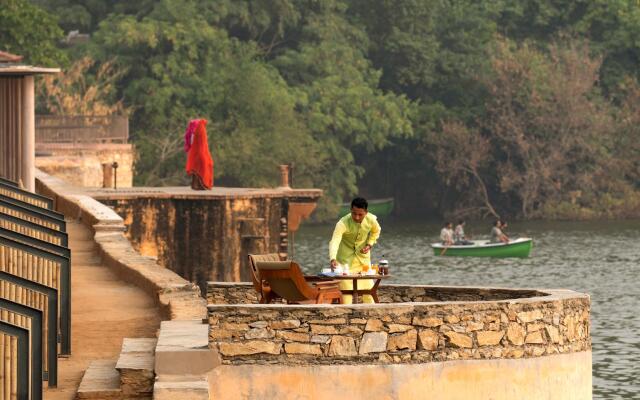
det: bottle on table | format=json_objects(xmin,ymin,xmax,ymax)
[{"xmin": 379, "ymin": 256, "xmax": 388, "ymax": 275}]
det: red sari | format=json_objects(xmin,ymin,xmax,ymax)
[{"xmin": 185, "ymin": 119, "xmax": 214, "ymax": 189}]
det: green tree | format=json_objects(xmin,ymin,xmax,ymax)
[
  {"xmin": 0, "ymin": 0, "xmax": 66, "ymax": 66},
  {"xmin": 88, "ymin": 0, "xmax": 326, "ymax": 191}
]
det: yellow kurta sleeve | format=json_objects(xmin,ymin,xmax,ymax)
[
  {"xmin": 367, "ymin": 216, "xmax": 381, "ymax": 246},
  {"xmin": 329, "ymin": 220, "xmax": 347, "ymax": 260}
]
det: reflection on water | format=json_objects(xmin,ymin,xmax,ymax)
[{"xmin": 294, "ymin": 219, "xmax": 640, "ymax": 399}]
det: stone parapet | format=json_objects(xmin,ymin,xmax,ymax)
[
  {"xmin": 206, "ymin": 282, "xmax": 543, "ymax": 305},
  {"xmin": 207, "ymin": 285, "xmax": 590, "ymax": 365},
  {"xmin": 34, "ymin": 169, "xmax": 206, "ymax": 320}
]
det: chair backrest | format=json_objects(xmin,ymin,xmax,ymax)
[
  {"xmin": 256, "ymin": 261, "xmax": 317, "ymax": 302},
  {"xmin": 247, "ymin": 254, "xmax": 281, "ymax": 292}
]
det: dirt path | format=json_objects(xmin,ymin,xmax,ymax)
[{"xmin": 44, "ymin": 221, "xmax": 160, "ymax": 400}]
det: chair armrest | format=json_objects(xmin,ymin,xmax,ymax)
[
  {"xmin": 305, "ymin": 276, "xmax": 338, "ymax": 282},
  {"xmin": 313, "ymin": 280, "xmax": 340, "ymax": 287}
]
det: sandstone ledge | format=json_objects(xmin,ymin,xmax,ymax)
[{"xmin": 35, "ymin": 170, "xmax": 206, "ymax": 321}]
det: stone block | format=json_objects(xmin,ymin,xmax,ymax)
[
  {"xmin": 116, "ymin": 352, "xmax": 155, "ymax": 396},
  {"xmin": 476, "ymin": 330, "xmax": 504, "ymax": 347},
  {"xmin": 531, "ymin": 346, "xmax": 546, "ymax": 356},
  {"xmin": 339, "ymin": 326, "xmax": 363, "ymax": 336},
  {"xmin": 310, "ymin": 335, "xmax": 331, "ymax": 344},
  {"xmin": 311, "ymin": 324, "xmax": 339, "ymax": 335},
  {"xmin": 308, "ymin": 318, "xmax": 347, "ymax": 325},
  {"xmin": 517, "ymin": 309, "xmax": 543, "ymax": 323},
  {"xmin": 359, "ymin": 332, "xmax": 388, "ymax": 354},
  {"xmin": 157, "ymin": 321, "xmax": 219, "ymax": 376},
  {"xmin": 525, "ymin": 331, "xmax": 546, "ymax": 344},
  {"xmin": 328, "ymin": 335, "xmax": 357, "ymax": 356},
  {"xmin": 444, "ymin": 315, "xmax": 460, "ymax": 324},
  {"xmin": 276, "ymin": 331, "xmax": 310, "ymax": 342},
  {"xmin": 417, "ymin": 330, "xmax": 439, "ymax": 351},
  {"xmin": 413, "ymin": 316, "xmax": 443, "ymax": 327},
  {"xmin": 527, "ymin": 323, "xmax": 544, "ymax": 333},
  {"xmin": 285, "ymin": 343, "xmax": 322, "ymax": 355},
  {"xmin": 444, "ymin": 332, "xmax": 472, "ymax": 349},
  {"xmin": 350, "ymin": 318, "xmax": 367, "ymax": 324},
  {"xmin": 507, "ymin": 323, "xmax": 525, "ymax": 346},
  {"xmin": 221, "ymin": 322, "xmax": 250, "ymax": 331},
  {"xmin": 77, "ymin": 360, "xmax": 121, "ymax": 399},
  {"xmin": 545, "ymin": 325, "xmax": 561, "ymax": 344},
  {"xmin": 270, "ymin": 320, "xmax": 301, "ymax": 329},
  {"xmin": 465, "ymin": 321, "xmax": 484, "ymax": 332},
  {"xmin": 388, "ymin": 329, "xmax": 417, "ymax": 351},
  {"xmin": 218, "ymin": 341, "xmax": 282, "ymax": 356},
  {"xmin": 388, "ymin": 324, "xmax": 413, "ymax": 333},
  {"xmin": 365, "ymin": 319, "xmax": 384, "ymax": 332},
  {"xmin": 249, "ymin": 321, "xmax": 268, "ymax": 328},
  {"xmin": 244, "ymin": 328, "xmax": 275, "ymax": 340}
]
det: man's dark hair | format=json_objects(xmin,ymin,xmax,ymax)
[
  {"xmin": 457, "ymin": 220, "xmax": 464, "ymax": 225},
  {"xmin": 444, "ymin": 221, "xmax": 452, "ymax": 227},
  {"xmin": 351, "ymin": 197, "xmax": 368, "ymax": 210}
]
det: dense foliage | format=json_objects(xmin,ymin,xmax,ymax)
[{"xmin": 5, "ymin": 0, "xmax": 640, "ymax": 219}]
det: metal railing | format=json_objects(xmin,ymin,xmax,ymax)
[
  {"xmin": 35, "ymin": 115, "xmax": 129, "ymax": 144},
  {"xmin": 0, "ymin": 178, "xmax": 17, "ymax": 187},
  {"xmin": 0, "ymin": 211, "xmax": 68, "ymax": 247},
  {"xmin": 0, "ymin": 229, "xmax": 71, "ymax": 355},
  {"xmin": 0, "ymin": 198, "xmax": 66, "ymax": 232},
  {"xmin": 0, "ymin": 271, "xmax": 58, "ymax": 388},
  {"xmin": 0, "ymin": 179, "xmax": 66, "ymax": 399},
  {"xmin": 0, "ymin": 195, "xmax": 63, "ymax": 223},
  {"xmin": 0, "ymin": 182, "xmax": 53, "ymax": 210},
  {"xmin": 0, "ymin": 322, "xmax": 29, "ymax": 400},
  {"xmin": 0, "ymin": 299, "xmax": 43, "ymax": 399}
]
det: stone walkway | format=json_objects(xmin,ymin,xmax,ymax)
[{"xmin": 44, "ymin": 221, "xmax": 160, "ymax": 400}]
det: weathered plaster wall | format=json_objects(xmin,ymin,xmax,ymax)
[
  {"xmin": 97, "ymin": 194, "xmax": 313, "ymax": 292},
  {"xmin": 208, "ymin": 351, "xmax": 592, "ymax": 400},
  {"xmin": 35, "ymin": 143, "xmax": 134, "ymax": 187}
]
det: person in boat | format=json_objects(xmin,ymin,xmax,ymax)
[
  {"xmin": 490, "ymin": 220, "xmax": 509, "ymax": 243},
  {"xmin": 454, "ymin": 220, "xmax": 474, "ymax": 245},
  {"xmin": 440, "ymin": 222, "xmax": 454, "ymax": 245},
  {"xmin": 329, "ymin": 197, "xmax": 381, "ymax": 304}
]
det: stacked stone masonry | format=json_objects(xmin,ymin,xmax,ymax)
[{"xmin": 207, "ymin": 284, "xmax": 590, "ymax": 365}]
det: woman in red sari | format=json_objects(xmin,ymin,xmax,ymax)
[{"xmin": 185, "ymin": 119, "xmax": 214, "ymax": 189}]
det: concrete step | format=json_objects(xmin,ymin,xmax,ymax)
[
  {"xmin": 76, "ymin": 360, "xmax": 122, "ymax": 399},
  {"xmin": 116, "ymin": 338, "xmax": 157, "ymax": 398},
  {"xmin": 155, "ymin": 320, "xmax": 219, "ymax": 376},
  {"xmin": 153, "ymin": 377, "xmax": 209, "ymax": 400}
]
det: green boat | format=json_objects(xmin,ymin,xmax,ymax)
[
  {"xmin": 338, "ymin": 197, "xmax": 394, "ymax": 218},
  {"xmin": 431, "ymin": 238, "xmax": 533, "ymax": 258}
]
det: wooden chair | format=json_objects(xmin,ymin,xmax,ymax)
[
  {"xmin": 248, "ymin": 254, "xmax": 282, "ymax": 304},
  {"xmin": 256, "ymin": 261, "xmax": 342, "ymax": 304}
]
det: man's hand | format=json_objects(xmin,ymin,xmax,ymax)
[
  {"xmin": 360, "ymin": 244, "xmax": 372, "ymax": 254},
  {"xmin": 330, "ymin": 259, "xmax": 338, "ymax": 269}
]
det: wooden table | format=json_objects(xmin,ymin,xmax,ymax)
[{"xmin": 326, "ymin": 274, "xmax": 391, "ymax": 304}]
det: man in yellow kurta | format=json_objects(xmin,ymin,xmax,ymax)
[{"xmin": 329, "ymin": 197, "xmax": 381, "ymax": 304}]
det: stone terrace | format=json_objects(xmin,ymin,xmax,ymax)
[{"xmin": 207, "ymin": 283, "xmax": 590, "ymax": 365}]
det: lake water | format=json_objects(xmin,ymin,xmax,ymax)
[{"xmin": 293, "ymin": 219, "xmax": 640, "ymax": 399}]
